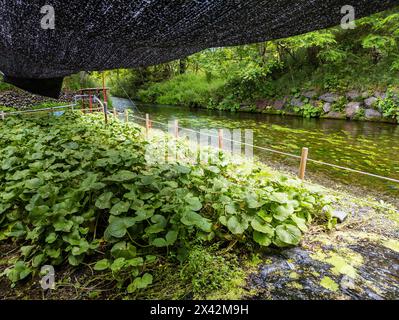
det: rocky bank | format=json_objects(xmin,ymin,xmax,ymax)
[
  {"xmin": 251, "ymin": 89, "xmax": 399, "ymax": 124},
  {"xmin": 0, "ymin": 89, "xmax": 75, "ymax": 110}
]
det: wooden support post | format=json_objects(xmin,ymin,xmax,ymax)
[
  {"xmin": 0, "ymin": 111, "xmax": 4, "ymax": 121},
  {"xmin": 299, "ymin": 147, "xmax": 309, "ymax": 180},
  {"xmin": 218, "ymin": 129, "xmax": 224, "ymax": 150},
  {"xmin": 145, "ymin": 114, "xmax": 150, "ymax": 137},
  {"xmin": 174, "ymin": 119, "xmax": 179, "ymax": 138},
  {"xmin": 81, "ymin": 95, "xmax": 85, "ymax": 114},
  {"xmin": 89, "ymin": 91, "xmax": 93, "ymax": 113},
  {"xmin": 113, "ymin": 108, "xmax": 117, "ymax": 120},
  {"xmin": 124, "ymin": 109, "xmax": 129, "ymax": 123},
  {"xmin": 103, "ymin": 102, "xmax": 108, "ymax": 125},
  {"xmin": 102, "ymin": 73, "xmax": 108, "ymax": 105}
]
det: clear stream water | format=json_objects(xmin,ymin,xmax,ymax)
[{"xmin": 111, "ymin": 97, "xmax": 399, "ymax": 202}]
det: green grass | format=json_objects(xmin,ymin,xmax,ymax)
[{"xmin": 137, "ymin": 73, "xmax": 226, "ymax": 107}]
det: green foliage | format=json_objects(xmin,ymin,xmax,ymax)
[
  {"xmin": 179, "ymin": 245, "xmax": 242, "ymax": 298},
  {"xmin": 137, "ymin": 73, "xmax": 225, "ymax": 107},
  {"xmin": 294, "ymin": 103, "xmax": 323, "ymax": 118},
  {"xmin": 0, "ymin": 106, "xmax": 16, "ymax": 112},
  {"xmin": 0, "ymin": 111, "xmax": 334, "ymax": 290},
  {"xmin": 0, "ymin": 79, "xmax": 13, "ymax": 92},
  {"xmin": 377, "ymin": 88, "xmax": 399, "ymax": 121},
  {"xmin": 63, "ymin": 72, "xmax": 97, "ymax": 91}
]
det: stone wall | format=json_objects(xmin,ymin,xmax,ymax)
[{"xmin": 253, "ymin": 89, "xmax": 398, "ymax": 123}]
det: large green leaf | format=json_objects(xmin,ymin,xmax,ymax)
[
  {"xmin": 181, "ymin": 211, "xmax": 212, "ymax": 232},
  {"xmin": 111, "ymin": 241, "xmax": 137, "ymax": 259},
  {"xmin": 106, "ymin": 218, "xmax": 135, "ymax": 238},
  {"xmin": 273, "ymin": 204, "xmax": 294, "ymax": 221},
  {"xmin": 95, "ymin": 191, "xmax": 113, "ymax": 209},
  {"xmin": 145, "ymin": 215, "xmax": 167, "ymax": 234},
  {"xmin": 110, "ymin": 201, "xmax": 131, "ymax": 216},
  {"xmin": 227, "ymin": 216, "xmax": 248, "ymax": 235},
  {"xmin": 290, "ymin": 215, "xmax": 308, "ymax": 232},
  {"xmin": 275, "ymin": 224, "xmax": 302, "ymax": 246},
  {"xmin": 127, "ymin": 273, "xmax": 153, "ymax": 292},
  {"xmin": 185, "ymin": 195, "xmax": 202, "ymax": 211},
  {"xmin": 251, "ymin": 219, "xmax": 274, "ymax": 236},
  {"xmin": 253, "ymin": 231, "xmax": 272, "ymax": 246},
  {"xmin": 94, "ymin": 259, "xmax": 110, "ymax": 271},
  {"xmin": 80, "ymin": 173, "xmax": 105, "ymax": 191}
]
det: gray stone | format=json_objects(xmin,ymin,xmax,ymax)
[
  {"xmin": 332, "ymin": 210, "xmax": 349, "ymax": 222},
  {"xmin": 303, "ymin": 91, "xmax": 317, "ymax": 99},
  {"xmin": 346, "ymin": 90, "xmax": 361, "ymax": 101},
  {"xmin": 319, "ymin": 93, "xmax": 340, "ymax": 103},
  {"xmin": 365, "ymin": 109, "xmax": 382, "ymax": 119},
  {"xmin": 345, "ymin": 102, "xmax": 361, "ymax": 118},
  {"xmin": 273, "ymin": 100, "xmax": 285, "ymax": 110},
  {"xmin": 290, "ymin": 97, "xmax": 304, "ymax": 107},
  {"xmin": 322, "ymin": 102, "xmax": 332, "ymax": 113},
  {"xmin": 325, "ymin": 111, "xmax": 346, "ymax": 119},
  {"xmin": 364, "ymin": 97, "xmax": 378, "ymax": 108}
]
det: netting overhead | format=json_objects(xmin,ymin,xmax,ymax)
[{"xmin": 1, "ymin": 0, "xmax": 398, "ymax": 97}]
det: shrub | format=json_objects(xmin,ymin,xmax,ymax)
[
  {"xmin": 137, "ymin": 74, "xmax": 226, "ymax": 107},
  {"xmin": 377, "ymin": 88, "xmax": 399, "ymax": 121}
]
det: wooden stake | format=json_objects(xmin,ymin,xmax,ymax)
[
  {"xmin": 102, "ymin": 73, "xmax": 108, "ymax": 105},
  {"xmin": 124, "ymin": 109, "xmax": 129, "ymax": 123},
  {"xmin": 103, "ymin": 102, "xmax": 108, "ymax": 125},
  {"xmin": 113, "ymin": 108, "xmax": 117, "ymax": 119},
  {"xmin": 174, "ymin": 119, "xmax": 179, "ymax": 138},
  {"xmin": 0, "ymin": 111, "xmax": 4, "ymax": 121},
  {"xmin": 89, "ymin": 91, "xmax": 93, "ymax": 113},
  {"xmin": 145, "ymin": 114, "xmax": 150, "ymax": 137},
  {"xmin": 218, "ymin": 129, "xmax": 223, "ymax": 150},
  {"xmin": 299, "ymin": 147, "xmax": 309, "ymax": 180}
]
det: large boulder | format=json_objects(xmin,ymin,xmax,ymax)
[
  {"xmin": 324, "ymin": 111, "xmax": 346, "ymax": 120},
  {"xmin": 319, "ymin": 93, "xmax": 340, "ymax": 103},
  {"xmin": 322, "ymin": 102, "xmax": 332, "ymax": 113},
  {"xmin": 365, "ymin": 109, "xmax": 382, "ymax": 120},
  {"xmin": 364, "ymin": 97, "xmax": 378, "ymax": 108},
  {"xmin": 273, "ymin": 100, "xmax": 286, "ymax": 110},
  {"xmin": 255, "ymin": 100, "xmax": 272, "ymax": 111},
  {"xmin": 345, "ymin": 102, "xmax": 362, "ymax": 119},
  {"xmin": 290, "ymin": 97, "xmax": 304, "ymax": 107}
]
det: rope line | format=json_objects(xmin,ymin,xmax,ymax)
[{"xmin": 2, "ymin": 105, "xmax": 398, "ymax": 185}]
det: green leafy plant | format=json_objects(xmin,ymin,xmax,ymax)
[
  {"xmin": 294, "ymin": 103, "xmax": 322, "ymax": 118},
  {"xmin": 377, "ymin": 89, "xmax": 399, "ymax": 121},
  {"xmin": 0, "ymin": 111, "xmax": 334, "ymax": 291}
]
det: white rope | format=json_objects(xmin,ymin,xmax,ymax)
[{"xmin": 4, "ymin": 104, "xmax": 77, "ymax": 115}]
